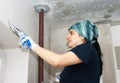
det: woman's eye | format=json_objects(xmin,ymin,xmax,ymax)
[
  {"xmin": 68, "ymin": 31, "xmax": 74, "ymax": 35},
  {"xmin": 70, "ymin": 32, "xmax": 74, "ymax": 35}
]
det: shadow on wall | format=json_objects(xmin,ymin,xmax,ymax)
[{"xmin": 0, "ymin": 21, "xmax": 18, "ymax": 49}]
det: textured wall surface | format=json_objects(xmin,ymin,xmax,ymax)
[{"xmin": 98, "ymin": 24, "xmax": 116, "ymax": 83}]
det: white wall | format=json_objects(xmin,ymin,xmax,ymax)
[
  {"xmin": 0, "ymin": 48, "xmax": 29, "ymax": 83},
  {"xmin": 0, "ymin": 50, "xmax": 7, "ymax": 83},
  {"xmin": 0, "ymin": 0, "xmax": 38, "ymax": 83},
  {"xmin": 0, "ymin": 0, "xmax": 38, "ymax": 41},
  {"xmin": 3, "ymin": 48, "xmax": 29, "ymax": 83},
  {"xmin": 111, "ymin": 25, "xmax": 120, "ymax": 83}
]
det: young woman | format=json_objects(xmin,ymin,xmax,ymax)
[{"xmin": 19, "ymin": 20, "xmax": 102, "ymax": 83}]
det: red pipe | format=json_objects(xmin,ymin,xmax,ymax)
[{"xmin": 38, "ymin": 9, "xmax": 44, "ymax": 83}]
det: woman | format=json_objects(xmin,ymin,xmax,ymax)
[{"xmin": 19, "ymin": 20, "xmax": 102, "ymax": 83}]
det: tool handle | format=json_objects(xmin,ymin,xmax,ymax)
[{"xmin": 18, "ymin": 32, "xmax": 26, "ymax": 38}]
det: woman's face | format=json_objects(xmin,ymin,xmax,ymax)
[{"xmin": 66, "ymin": 30, "xmax": 86, "ymax": 48}]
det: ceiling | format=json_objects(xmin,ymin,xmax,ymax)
[
  {"xmin": 42, "ymin": 0, "xmax": 120, "ymax": 26},
  {"xmin": 1, "ymin": 0, "xmax": 120, "ymax": 49}
]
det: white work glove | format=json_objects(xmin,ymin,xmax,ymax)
[{"xmin": 19, "ymin": 36, "xmax": 37, "ymax": 50}]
